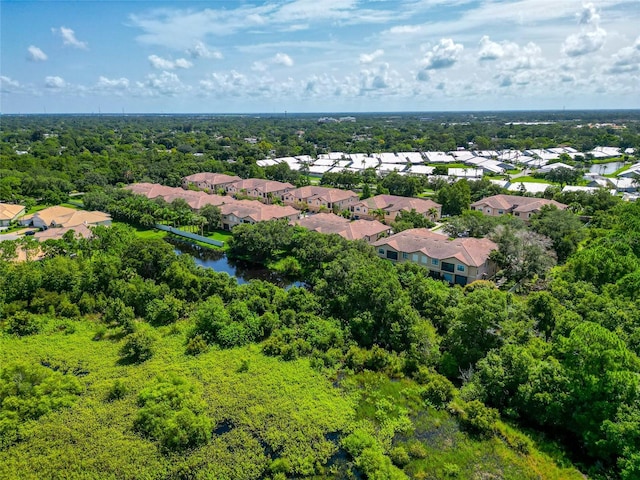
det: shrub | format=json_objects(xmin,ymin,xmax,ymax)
[
  {"xmin": 120, "ymin": 329, "xmax": 155, "ymax": 363},
  {"xmin": 0, "ymin": 362, "xmax": 82, "ymax": 447},
  {"xmin": 457, "ymin": 400, "xmax": 499, "ymax": 438},
  {"xmin": 5, "ymin": 311, "xmax": 42, "ymax": 336},
  {"xmin": 134, "ymin": 376, "xmax": 211, "ymax": 452},
  {"xmin": 185, "ymin": 334, "xmax": 209, "ymax": 356},
  {"xmin": 106, "ymin": 379, "xmax": 128, "ymax": 402},
  {"xmin": 390, "ymin": 446, "xmax": 411, "ymax": 467}
]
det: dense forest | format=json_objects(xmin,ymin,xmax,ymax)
[{"xmin": 1, "ymin": 113, "xmax": 640, "ymax": 479}]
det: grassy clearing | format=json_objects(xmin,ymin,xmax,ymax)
[
  {"xmin": 511, "ymin": 176, "xmax": 556, "ymax": 185},
  {"xmin": 0, "ymin": 319, "xmax": 354, "ymax": 480}
]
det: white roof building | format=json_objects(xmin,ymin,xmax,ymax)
[
  {"xmin": 507, "ymin": 182, "xmax": 554, "ymax": 194},
  {"xmin": 538, "ymin": 162, "xmax": 574, "ymax": 173},
  {"xmin": 590, "ymin": 146, "xmax": 621, "ymax": 159},
  {"xmin": 407, "ymin": 165, "xmax": 435, "ymax": 175},
  {"xmin": 399, "ymin": 152, "xmax": 426, "ymax": 164},
  {"xmin": 618, "ymin": 163, "xmax": 640, "ymax": 178},
  {"xmin": 423, "ymin": 151, "xmax": 455, "ymax": 163}
]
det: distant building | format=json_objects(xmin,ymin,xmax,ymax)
[
  {"xmin": 20, "ymin": 206, "xmax": 111, "ymax": 229},
  {"xmin": 351, "ymin": 194, "xmax": 441, "ymax": 222},
  {"xmin": 470, "ymin": 194, "xmax": 567, "ymax": 221},
  {"xmin": 283, "ymin": 186, "xmax": 359, "ymax": 212},
  {"xmin": 220, "ymin": 201, "xmax": 299, "ymax": 230},
  {"xmin": 181, "ymin": 173, "xmax": 241, "ymax": 192},
  {"xmin": 0, "ymin": 203, "xmax": 25, "ymax": 228},
  {"xmin": 295, "ymin": 213, "xmax": 390, "ymax": 243},
  {"xmin": 226, "ymin": 179, "xmax": 294, "ymax": 203},
  {"xmin": 373, "ymin": 228, "xmax": 498, "ymax": 286}
]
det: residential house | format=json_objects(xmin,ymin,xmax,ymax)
[
  {"xmin": 470, "ymin": 194, "xmax": 567, "ymax": 221},
  {"xmin": 125, "ymin": 183, "xmax": 229, "ymax": 210},
  {"xmin": 226, "ymin": 179, "xmax": 294, "ymax": 203},
  {"xmin": 20, "ymin": 206, "xmax": 112, "ymax": 229},
  {"xmin": 351, "ymin": 194, "xmax": 442, "ymax": 222},
  {"xmin": 220, "ymin": 201, "xmax": 299, "ymax": 230},
  {"xmin": 283, "ymin": 186, "xmax": 359, "ymax": 213},
  {"xmin": 0, "ymin": 203, "xmax": 25, "ymax": 228},
  {"xmin": 181, "ymin": 172, "xmax": 241, "ymax": 192},
  {"xmin": 373, "ymin": 228, "xmax": 498, "ymax": 286},
  {"xmin": 295, "ymin": 213, "xmax": 390, "ymax": 242}
]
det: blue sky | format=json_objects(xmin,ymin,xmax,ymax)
[{"xmin": 1, "ymin": 0, "xmax": 639, "ymax": 113}]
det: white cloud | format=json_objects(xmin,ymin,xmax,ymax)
[
  {"xmin": 95, "ymin": 76, "xmax": 130, "ymax": 90},
  {"xmin": 578, "ymin": 3, "xmax": 600, "ymax": 26},
  {"xmin": 174, "ymin": 58, "xmax": 194, "ymax": 69},
  {"xmin": 252, "ymin": 53, "xmax": 294, "ymax": 71},
  {"xmin": 388, "ymin": 25, "xmax": 421, "ymax": 35},
  {"xmin": 0, "ymin": 76, "xmax": 21, "ymax": 93},
  {"xmin": 359, "ymin": 49, "xmax": 384, "ymax": 64},
  {"xmin": 148, "ymin": 54, "xmax": 193, "ymax": 70},
  {"xmin": 200, "ymin": 70, "xmax": 248, "ymax": 96},
  {"xmin": 186, "ymin": 41, "xmax": 223, "ymax": 59},
  {"xmin": 562, "ymin": 4, "xmax": 606, "ymax": 57},
  {"xmin": 273, "ymin": 52, "xmax": 294, "ymax": 66},
  {"xmin": 562, "ymin": 28, "xmax": 606, "ymax": 57},
  {"xmin": 45, "ymin": 76, "xmax": 66, "ymax": 89},
  {"xmin": 607, "ymin": 36, "xmax": 640, "ymax": 74},
  {"xmin": 421, "ymin": 38, "xmax": 463, "ymax": 69},
  {"xmin": 52, "ymin": 26, "xmax": 88, "ymax": 49},
  {"xmin": 478, "ymin": 36, "xmax": 541, "ymax": 69},
  {"xmin": 27, "ymin": 45, "xmax": 48, "ymax": 62},
  {"xmin": 137, "ymin": 71, "xmax": 189, "ymax": 96},
  {"xmin": 478, "ymin": 36, "xmax": 504, "ymax": 61}
]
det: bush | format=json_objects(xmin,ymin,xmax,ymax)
[
  {"xmin": 419, "ymin": 374, "xmax": 456, "ymax": 408},
  {"xmin": 457, "ymin": 400, "xmax": 499, "ymax": 438},
  {"xmin": 134, "ymin": 376, "xmax": 211, "ymax": 452},
  {"xmin": 5, "ymin": 311, "xmax": 43, "ymax": 336},
  {"xmin": 390, "ymin": 446, "xmax": 411, "ymax": 467},
  {"xmin": 0, "ymin": 362, "xmax": 82, "ymax": 447},
  {"xmin": 120, "ymin": 329, "xmax": 155, "ymax": 363},
  {"xmin": 106, "ymin": 379, "xmax": 128, "ymax": 402},
  {"xmin": 185, "ymin": 334, "xmax": 209, "ymax": 356}
]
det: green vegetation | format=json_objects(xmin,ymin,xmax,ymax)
[{"xmin": 1, "ymin": 114, "xmax": 639, "ymax": 479}]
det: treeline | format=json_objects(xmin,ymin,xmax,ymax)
[{"xmin": 2, "ymin": 114, "xmax": 638, "ymax": 206}]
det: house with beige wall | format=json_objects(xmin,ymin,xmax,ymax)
[
  {"xmin": 226, "ymin": 179, "xmax": 294, "ymax": 203},
  {"xmin": 295, "ymin": 213, "xmax": 390, "ymax": 242},
  {"xmin": 181, "ymin": 173, "xmax": 241, "ymax": 192},
  {"xmin": 373, "ymin": 228, "xmax": 497, "ymax": 286},
  {"xmin": 20, "ymin": 206, "xmax": 111, "ymax": 229},
  {"xmin": 470, "ymin": 194, "xmax": 567, "ymax": 221},
  {"xmin": 220, "ymin": 201, "xmax": 299, "ymax": 230},
  {"xmin": 351, "ymin": 195, "xmax": 441, "ymax": 222},
  {"xmin": 0, "ymin": 203, "xmax": 25, "ymax": 229},
  {"xmin": 283, "ymin": 186, "xmax": 359, "ymax": 212}
]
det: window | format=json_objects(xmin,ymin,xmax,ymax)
[
  {"xmin": 421, "ymin": 255, "xmax": 428, "ymax": 264},
  {"xmin": 443, "ymin": 273, "xmax": 454, "ymax": 283},
  {"xmin": 441, "ymin": 262, "xmax": 455, "ymax": 273},
  {"xmin": 412, "ymin": 254, "xmax": 419, "ymax": 262},
  {"xmin": 457, "ymin": 264, "xmax": 465, "ymax": 272},
  {"xmin": 486, "ymin": 208, "xmax": 491, "ymax": 213},
  {"xmin": 386, "ymin": 250, "xmax": 398, "ymax": 260},
  {"xmin": 378, "ymin": 248, "xmax": 385, "ymax": 255},
  {"xmin": 431, "ymin": 258, "xmax": 439, "ymax": 266},
  {"xmin": 498, "ymin": 210, "xmax": 504, "ymax": 214},
  {"xmin": 402, "ymin": 252, "xmax": 409, "ymax": 259}
]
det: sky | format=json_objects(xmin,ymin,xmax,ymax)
[{"xmin": 1, "ymin": 0, "xmax": 639, "ymax": 114}]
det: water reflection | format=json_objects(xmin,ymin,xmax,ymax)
[
  {"xmin": 588, "ymin": 161, "xmax": 625, "ymax": 175},
  {"xmin": 167, "ymin": 238, "xmax": 302, "ymax": 289}
]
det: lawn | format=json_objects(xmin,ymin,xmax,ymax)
[{"xmin": 511, "ymin": 176, "xmax": 557, "ymax": 185}]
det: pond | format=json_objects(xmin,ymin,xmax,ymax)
[
  {"xmin": 589, "ymin": 161, "xmax": 625, "ymax": 175},
  {"xmin": 167, "ymin": 238, "xmax": 303, "ymax": 289}
]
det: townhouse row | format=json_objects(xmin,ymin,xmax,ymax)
[{"xmin": 181, "ymin": 172, "xmax": 442, "ymax": 221}]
